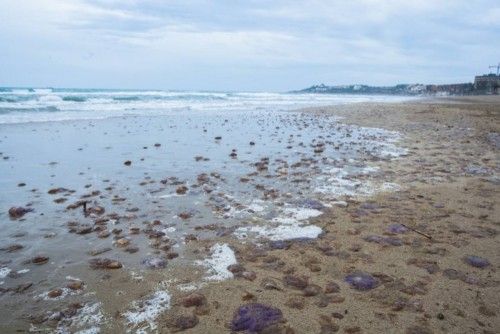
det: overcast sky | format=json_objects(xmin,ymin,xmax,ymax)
[{"xmin": 1, "ymin": 0, "xmax": 499, "ymax": 91}]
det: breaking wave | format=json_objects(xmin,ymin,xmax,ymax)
[{"xmin": 0, "ymin": 87, "xmax": 414, "ymax": 124}]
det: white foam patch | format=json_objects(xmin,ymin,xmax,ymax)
[
  {"xmin": 235, "ymin": 206, "xmax": 323, "ymax": 241},
  {"xmin": 381, "ymin": 182, "xmax": 401, "ymax": 191},
  {"xmin": 157, "ymin": 193, "xmax": 182, "ymax": 199},
  {"xmin": 130, "ymin": 271, "xmax": 144, "ymax": 281},
  {"xmin": 314, "ymin": 165, "xmax": 401, "ymax": 197},
  {"xmin": 123, "ymin": 290, "xmax": 171, "ymax": 332},
  {"xmin": 315, "ymin": 176, "xmax": 371, "ymax": 196},
  {"xmin": 0, "ymin": 267, "xmax": 11, "ymax": 278},
  {"xmin": 56, "ymin": 302, "xmax": 105, "ymax": 334},
  {"xmin": 247, "ymin": 200, "xmax": 266, "ymax": 212},
  {"xmin": 161, "ymin": 227, "xmax": 176, "ymax": 234},
  {"xmin": 359, "ymin": 166, "xmax": 380, "ymax": 174},
  {"xmin": 280, "ymin": 207, "xmax": 323, "ymax": 221},
  {"xmin": 177, "ymin": 283, "xmax": 206, "ymax": 292},
  {"xmin": 237, "ymin": 224, "xmax": 323, "ymax": 241},
  {"xmin": 75, "ymin": 328, "xmax": 101, "ymax": 334},
  {"xmin": 196, "ymin": 243, "xmax": 237, "ymax": 281}
]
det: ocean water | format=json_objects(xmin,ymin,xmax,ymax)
[
  {"xmin": 0, "ymin": 88, "xmax": 412, "ymax": 331},
  {"xmin": 0, "ymin": 87, "xmax": 411, "ymax": 124}
]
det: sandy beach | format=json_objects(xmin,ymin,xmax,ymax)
[{"xmin": 0, "ymin": 96, "xmax": 498, "ymax": 333}]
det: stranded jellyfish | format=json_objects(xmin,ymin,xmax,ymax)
[
  {"xmin": 387, "ymin": 223, "xmax": 408, "ymax": 234},
  {"xmin": 142, "ymin": 257, "xmax": 167, "ymax": 269},
  {"xmin": 464, "ymin": 255, "xmax": 490, "ymax": 268},
  {"xmin": 344, "ymin": 272, "xmax": 379, "ymax": 291},
  {"xmin": 231, "ymin": 303, "xmax": 283, "ymax": 332}
]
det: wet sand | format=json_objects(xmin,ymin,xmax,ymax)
[{"xmin": 1, "ymin": 97, "xmax": 499, "ymax": 333}]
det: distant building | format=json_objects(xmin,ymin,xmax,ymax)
[
  {"xmin": 474, "ymin": 74, "xmax": 500, "ymax": 94},
  {"xmin": 426, "ymin": 83, "xmax": 474, "ymax": 95}
]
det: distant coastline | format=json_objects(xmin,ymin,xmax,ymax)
[{"xmin": 292, "ymin": 73, "xmax": 500, "ymax": 96}]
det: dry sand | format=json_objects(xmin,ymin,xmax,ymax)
[{"xmin": 154, "ymin": 97, "xmax": 499, "ymax": 334}]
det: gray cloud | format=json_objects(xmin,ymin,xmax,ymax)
[{"xmin": 0, "ymin": 0, "xmax": 499, "ymax": 90}]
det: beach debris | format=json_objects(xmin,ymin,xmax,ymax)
[
  {"xmin": 66, "ymin": 200, "xmax": 87, "ymax": 210},
  {"xmin": 48, "ymin": 187, "xmax": 72, "ymax": 195},
  {"xmin": 5, "ymin": 282, "xmax": 33, "ymax": 293},
  {"xmin": 332, "ymin": 312, "xmax": 344, "ymax": 320},
  {"xmin": 294, "ymin": 198, "xmax": 325, "ymax": 210},
  {"xmin": 269, "ymin": 240, "xmax": 291, "ymax": 250},
  {"xmin": 227, "ymin": 263, "xmax": 245, "ymax": 275},
  {"xmin": 364, "ymin": 235, "xmax": 403, "ymax": 246},
  {"xmin": 231, "ymin": 303, "xmax": 283, "ymax": 332},
  {"xmin": 8, "ymin": 206, "xmax": 33, "ymax": 219},
  {"xmin": 344, "ymin": 272, "xmax": 379, "ymax": 291},
  {"xmin": 400, "ymin": 281, "xmax": 428, "ymax": 296},
  {"xmin": 0, "ymin": 244, "xmax": 23, "ymax": 252},
  {"xmin": 242, "ymin": 271, "xmax": 257, "ymax": 281},
  {"xmin": 125, "ymin": 246, "xmax": 139, "ymax": 254},
  {"xmin": 407, "ymin": 258, "xmax": 440, "ymax": 274},
  {"xmin": 180, "ymin": 293, "xmax": 206, "ymax": 307},
  {"xmin": 285, "ymin": 297, "xmax": 305, "ymax": 309},
  {"xmin": 170, "ymin": 314, "xmax": 199, "ymax": 331},
  {"xmin": 178, "ymin": 211, "xmax": 193, "ymax": 220},
  {"xmin": 88, "ymin": 258, "xmax": 122, "ymax": 269},
  {"xmin": 283, "ymin": 274, "xmax": 308, "ymax": 290},
  {"xmin": 166, "ymin": 252, "xmax": 178, "ymax": 259},
  {"xmin": 400, "ymin": 223, "xmax": 432, "ymax": 239},
  {"xmin": 75, "ymin": 226, "xmax": 93, "ymax": 235},
  {"xmin": 344, "ymin": 326, "xmax": 361, "ymax": 333},
  {"xmin": 66, "ymin": 280, "xmax": 84, "ymax": 290},
  {"xmin": 261, "ymin": 278, "xmax": 282, "ymax": 291},
  {"xmin": 324, "ymin": 281, "xmax": 340, "ymax": 294},
  {"xmin": 405, "ymin": 325, "xmax": 433, "ymax": 334},
  {"xmin": 97, "ymin": 230, "xmax": 110, "ymax": 238},
  {"xmin": 176, "ymin": 185, "xmax": 189, "ymax": 194},
  {"xmin": 478, "ymin": 304, "xmax": 496, "ymax": 317},
  {"xmin": 184, "ymin": 234, "xmax": 197, "ymax": 242},
  {"xmin": 319, "ymin": 314, "xmax": 339, "ymax": 333},
  {"xmin": 47, "ymin": 289, "xmax": 63, "ymax": 298},
  {"xmin": 86, "ymin": 205, "xmax": 105, "ymax": 216},
  {"xmin": 442, "ymin": 268, "xmax": 464, "ymax": 280},
  {"xmin": 115, "ymin": 238, "xmax": 130, "ymax": 247},
  {"xmin": 330, "ymin": 295, "xmax": 346, "ymax": 304},
  {"xmin": 303, "ymin": 284, "xmax": 322, "ymax": 297},
  {"xmin": 31, "ymin": 256, "xmax": 49, "ymax": 265}
]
